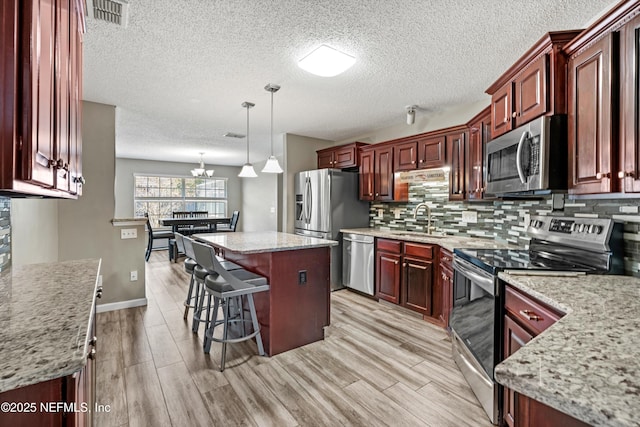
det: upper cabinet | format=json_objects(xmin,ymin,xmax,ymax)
[
  {"xmin": 0, "ymin": 0, "xmax": 85, "ymax": 198},
  {"xmin": 445, "ymin": 127, "xmax": 468, "ymax": 201},
  {"xmin": 486, "ymin": 31, "xmax": 582, "ymax": 139},
  {"xmin": 359, "ymin": 144, "xmax": 408, "ymax": 202},
  {"xmin": 393, "ymin": 135, "xmax": 446, "ymax": 172},
  {"xmin": 317, "ymin": 142, "xmax": 368, "ymax": 169},
  {"xmin": 466, "ymin": 106, "xmax": 492, "ymax": 201},
  {"xmin": 564, "ymin": 1, "xmax": 640, "ymax": 195}
]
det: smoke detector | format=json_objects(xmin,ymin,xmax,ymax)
[{"xmin": 86, "ymin": 0, "xmax": 130, "ymax": 27}]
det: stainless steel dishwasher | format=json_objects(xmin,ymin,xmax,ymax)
[{"xmin": 342, "ymin": 233, "xmax": 375, "ymax": 296}]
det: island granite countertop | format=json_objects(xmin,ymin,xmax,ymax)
[
  {"xmin": 340, "ymin": 227, "xmax": 514, "ymax": 252},
  {"xmin": 0, "ymin": 259, "xmax": 101, "ymax": 394},
  {"xmin": 496, "ymin": 272, "xmax": 640, "ymax": 427},
  {"xmin": 193, "ymin": 231, "xmax": 338, "ymax": 254}
]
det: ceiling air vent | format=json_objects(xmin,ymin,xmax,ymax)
[{"xmin": 87, "ymin": 0, "xmax": 130, "ymax": 27}]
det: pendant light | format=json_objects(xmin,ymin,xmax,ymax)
[
  {"xmin": 238, "ymin": 101, "xmax": 258, "ymax": 178},
  {"xmin": 190, "ymin": 152, "xmax": 214, "ymax": 177},
  {"xmin": 262, "ymin": 83, "xmax": 284, "ymax": 173}
]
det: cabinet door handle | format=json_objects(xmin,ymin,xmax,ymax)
[
  {"xmin": 519, "ymin": 309, "xmax": 542, "ymax": 321},
  {"xmin": 88, "ymin": 349, "xmax": 96, "ymax": 360},
  {"xmin": 90, "ymin": 336, "xmax": 97, "ymax": 346},
  {"xmin": 596, "ymin": 172, "xmax": 610, "ymax": 180},
  {"xmin": 512, "ymin": 111, "xmax": 517, "ymax": 118},
  {"xmin": 394, "ymin": 260, "xmax": 399, "ymax": 265},
  {"xmin": 619, "ymin": 171, "xmax": 633, "ymax": 179},
  {"xmin": 419, "ymin": 159, "xmax": 424, "ymax": 163},
  {"xmin": 403, "ymin": 262, "xmax": 407, "ymax": 267}
]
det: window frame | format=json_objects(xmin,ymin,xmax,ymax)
[{"xmin": 133, "ymin": 173, "xmax": 228, "ymax": 227}]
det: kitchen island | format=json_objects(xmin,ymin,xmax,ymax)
[
  {"xmin": 193, "ymin": 231, "xmax": 338, "ymax": 356},
  {"xmin": 0, "ymin": 259, "xmax": 101, "ymax": 425},
  {"xmin": 496, "ymin": 272, "xmax": 640, "ymax": 427}
]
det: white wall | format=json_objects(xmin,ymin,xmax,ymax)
[
  {"xmin": 115, "ymin": 158, "xmax": 243, "ymax": 227},
  {"xmin": 11, "ymin": 199, "xmax": 59, "ymax": 265},
  {"xmin": 240, "ymin": 159, "xmax": 278, "ymax": 232},
  {"xmin": 282, "ymin": 134, "xmax": 334, "ymax": 233}
]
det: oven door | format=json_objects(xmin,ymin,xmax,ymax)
[
  {"xmin": 450, "ymin": 257, "xmax": 498, "ymax": 378},
  {"xmin": 450, "ymin": 256, "xmax": 500, "ymax": 425}
]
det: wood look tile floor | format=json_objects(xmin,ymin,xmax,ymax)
[{"xmin": 95, "ymin": 251, "xmax": 492, "ymax": 427}]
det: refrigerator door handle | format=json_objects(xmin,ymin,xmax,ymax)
[{"xmin": 305, "ymin": 177, "xmax": 312, "ymax": 224}]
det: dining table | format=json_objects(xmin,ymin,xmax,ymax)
[{"xmin": 160, "ymin": 216, "xmax": 231, "ymax": 232}]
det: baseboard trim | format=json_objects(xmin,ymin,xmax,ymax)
[{"xmin": 97, "ymin": 297, "xmax": 148, "ymax": 313}]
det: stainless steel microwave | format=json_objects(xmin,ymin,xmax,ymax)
[{"xmin": 485, "ymin": 115, "xmax": 567, "ymax": 195}]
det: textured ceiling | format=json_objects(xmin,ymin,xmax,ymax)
[{"xmin": 83, "ymin": 0, "xmax": 615, "ymax": 167}]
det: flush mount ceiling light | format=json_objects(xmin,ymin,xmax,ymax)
[
  {"xmin": 238, "ymin": 101, "xmax": 258, "ymax": 178},
  {"xmin": 406, "ymin": 105, "xmax": 418, "ymax": 125},
  {"xmin": 191, "ymin": 152, "xmax": 214, "ymax": 177},
  {"xmin": 298, "ymin": 44, "xmax": 356, "ymax": 77},
  {"xmin": 262, "ymin": 83, "xmax": 284, "ymax": 174}
]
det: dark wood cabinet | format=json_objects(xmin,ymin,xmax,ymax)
[
  {"xmin": 393, "ymin": 135, "xmax": 447, "ymax": 172},
  {"xmin": 620, "ymin": 12, "xmax": 640, "ymax": 192},
  {"xmin": 436, "ymin": 248, "xmax": 453, "ymax": 328},
  {"xmin": 359, "ymin": 145, "xmax": 407, "ymax": 201},
  {"xmin": 418, "ymin": 135, "xmax": 446, "ymax": 169},
  {"xmin": 487, "ymin": 31, "xmax": 581, "ymax": 139},
  {"xmin": 502, "ymin": 284, "xmax": 587, "ymax": 427},
  {"xmin": 374, "ymin": 145, "xmax": 394, "ymax": 201},
  {"xmin": 0, "ymin": 0, "xmax": 84, "ymax": 198},
  {"xmin": 466, "ymin": 106, "xmax": 492, "ymax": 201},
  {"xmin": 317, "ymin": 142, "xmax": 367, "ymax": 169},
  {"xmin": 375, "ymin": 239, "xmax": 445, "ymax": 323},
  {"xmin": 446, "ymin": 129, "xmax": 467, "ymax": 200},
  {"xmin": 567, "ymin": 33, "xmax": 618, "ymax": 195},
  {"xmin": 359, "ymin": 149, "xmax": 374, "ymax": 201},
  {"xmin": 393, "ymin": 140, "xmax": 418, "ymax": 171},
  {"xmin": 401, "ymin": 242, "xmax": 435, "ymax": 315},
  {"xmin": 376, "ymin": 239, "xmax": 402, "ymax": 304}
]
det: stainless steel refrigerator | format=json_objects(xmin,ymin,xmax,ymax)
[{"xmin": 294, "ymin": 169, "xmax": 370, "ymax": 291}]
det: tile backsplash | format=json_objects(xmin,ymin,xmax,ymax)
[
  {"xmin": 369, "ymin": 173, "xmax": 640, "ymax": 276},
  {"xmin": 0, "ymin": 198, "xmax": 10, "ymax": 273}
]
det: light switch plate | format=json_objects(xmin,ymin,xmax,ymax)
[{"xmin": 130, "ymin": 270, "xmax": 138, "ymax": 281}]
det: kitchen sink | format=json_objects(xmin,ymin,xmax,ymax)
[{"xmin": 390, "ymin": 231, "xmax": 448, "ymax": 239}]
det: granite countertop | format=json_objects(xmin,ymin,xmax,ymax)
[
  {"xmin": 111, "ymin": 217, "xmax": 147, "ymax": 226},
  {"xmin": 193, "ymin": 231, "xmax": 338, "ymax": 254},
  {"xmin": 496, "ymin": 272, "xmax": 640, "ymax": 427},
  {"xmin": 0, "ymin": 259, "xmax": 102, "ymax": 393},
  {"xmin": 340, "ymin": 227, "xmax": 514, "ymax": 252}
]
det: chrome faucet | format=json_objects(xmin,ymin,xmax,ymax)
[{"xmin": 413, "ymin": 202, "xmax": 435, "ymax": 234}]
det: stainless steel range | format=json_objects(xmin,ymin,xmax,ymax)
[{"xmin": 449, "ymin": 215, "xmax": 623, "ymax": 425}]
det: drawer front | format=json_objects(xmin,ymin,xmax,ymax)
[
  {"xmin": 403, "ymin": 242, "xmax": 434, "ymax": 259},
  {"xmin": 505, "ymin": 286, "xmax": 562, "ymax": 336},
  {"xmin": 376, "ymin": 238, "xmax": 402, "ymax": 254},
  {"xmin": 439, "ymin": 248, "xmax": 453, "ymax": 267}
]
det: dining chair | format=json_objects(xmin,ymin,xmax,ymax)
[
  {"xmin": 144, "ymin": 213, "xmax": 175, "ymax": 262},
  {"xmin": 172, "ymin": 211, "xmax": 192, "ymax": 234},
  {"xmin": 191, "ymin": 240, "xmax": 269, "ymax": 371},
  {"xmin": 217, "ymin": 211, "xmax": 239, "ymax": 232},
  {"xmin": 190, "ymin": 211, "xmax": 211, "ymax": 233}
]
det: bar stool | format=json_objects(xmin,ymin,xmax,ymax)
[
  {"xmin": 182, "ymin": 236, "xmax": 242, "ymax": 328},
  {"xmin": 191, "ymin": 241, "xmax": 269, "ymax": 371},
  {"xmin": 174, "ymin": 233, "xmax": 197, "ymax": 319}
]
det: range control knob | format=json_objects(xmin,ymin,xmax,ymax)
[
  {"xmin": 571, "ymin": 223, "xmax": 579, "ymax": 232},
  {"xmin": 579, "ymin": 223, "xmax": 586, "ymax": 233},
  {"xmin": 589, "ymin": 225, "xmax": 603, "ymax": 234}
]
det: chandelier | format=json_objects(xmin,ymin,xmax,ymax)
[{"xmin": 191, "ymin": 152, "xmax": 214, "ymax": 177}]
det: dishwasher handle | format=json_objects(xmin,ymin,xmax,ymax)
[{"xmin": 343, "ymin": 234, "xmax": 374, "ymax": 244}]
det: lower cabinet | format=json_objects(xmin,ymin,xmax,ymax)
[
  {"xmin": 502, "ymin": 284, "xmax": 588, "ymax": 427},
  {"xmin": 436, "ymin": 248, "xmax": 453, "ymax": 327},
  {"xmin": 376, "ymin": 238, "xmax": 446, "ymax": 324}
]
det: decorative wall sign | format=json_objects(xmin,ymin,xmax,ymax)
[{"xmin": 396, "ymin": 169, "xmax": 447, "ymax": 184}]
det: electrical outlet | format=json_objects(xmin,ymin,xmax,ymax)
[
  {"xmin": 461, "ymin": 211, "xmax": 477, "ymax": 223},
  {"xmin": 298, "ymin": 270, "xmax": 307, "ymax": 285},
  {"xmin": 121, "ymin": 228, "xmax": 137, "ymax": 239},
  {"xmin": 130, "ymin": 270, "xmax": 138, "ymax": 281}
]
